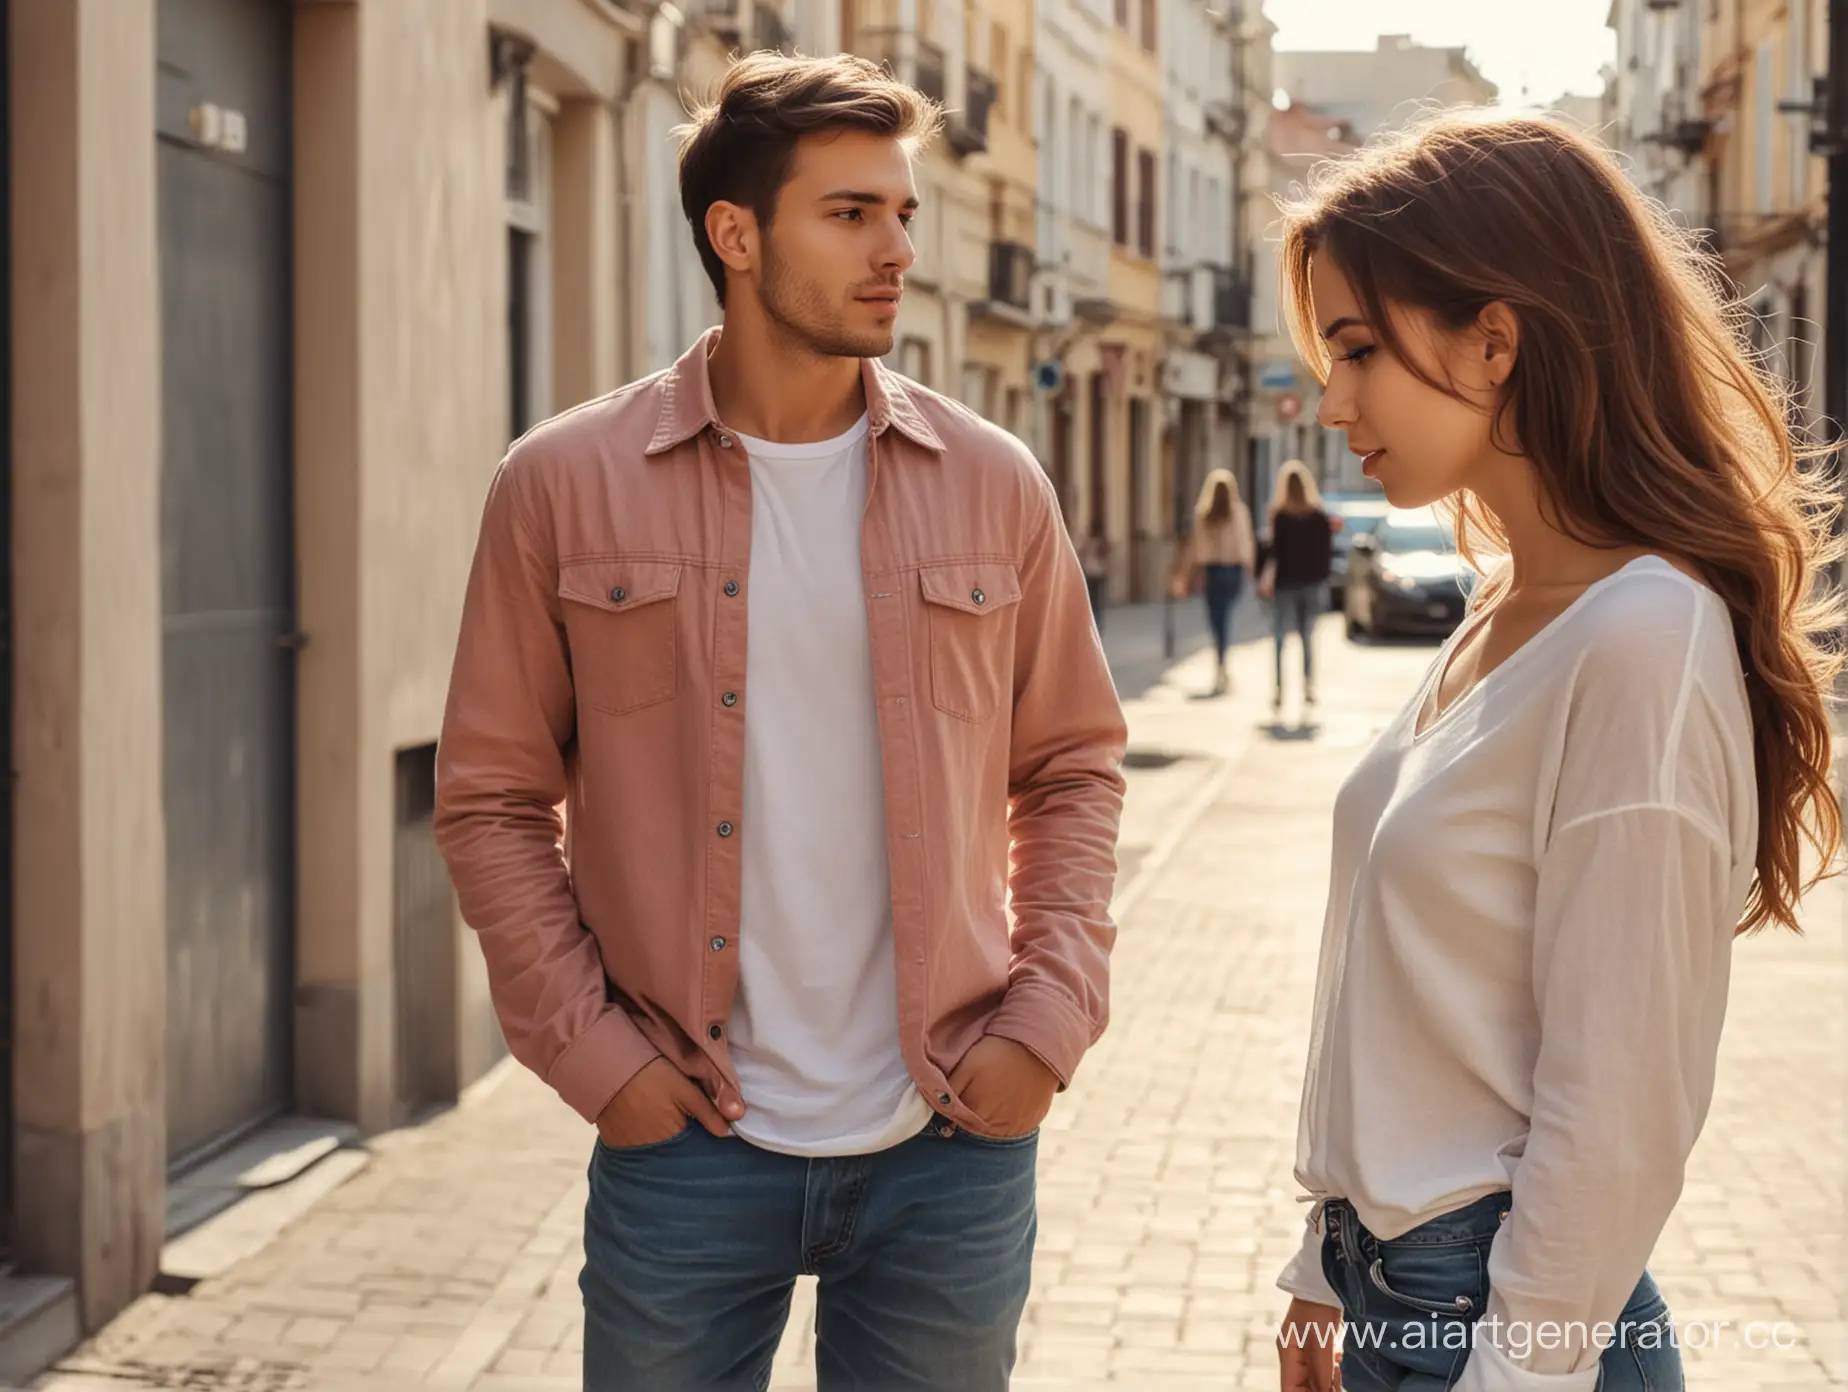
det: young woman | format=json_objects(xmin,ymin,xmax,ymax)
[
  {"xmin": 1177, "ymin": 468, "xmax": 1257, "ymax": 694},
  {"xmin": 1260, "ymin": 460, "xmax": 1334, "ymax": 713},
  {"xmin": 1271, "ymin": 111, "xmax": 1841, "ymax": 1392}
]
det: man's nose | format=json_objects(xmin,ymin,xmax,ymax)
[{"xmin": 880, "ymin": 218, "xmax": 916, "ymax": 273}]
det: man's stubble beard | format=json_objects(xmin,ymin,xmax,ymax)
[{"xmin": 759, "ymin": 237, "xmax": 895, "ymax": 361}]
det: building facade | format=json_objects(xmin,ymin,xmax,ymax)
[
  {"xmin": 1272, "ymin": 33, "xmax": 1497, "ymax": 138},
  {"xmin": 1605, "ymin": 0, "xmax": 1826, "ymax": 434},
  {"xmin": 3, "ymin": 0, "xmax": 644, "ymax": 1371}
]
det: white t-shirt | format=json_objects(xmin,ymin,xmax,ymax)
[
  {"xmin": 726, "ymin": 415, "xmax": 934, "ymax": 1156},
  {"xmin": 1277, "ymin": 557, "xmax": 1758, "ymax": 1389}
]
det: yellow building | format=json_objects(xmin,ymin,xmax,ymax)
[
  {"xmin": 845, "ymin": 0, "xmax": 1038, "ymax": 441},
  {"xmin": 1699, "ymin": 0, "xmax": 1825, "ymax": 425},
  {"xmin": 1090, "ymin": 0, "xmax": 1171, "ymax": 602}
]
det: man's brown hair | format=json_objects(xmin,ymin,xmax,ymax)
[{"xmin": 676, "ymin": 52, "xmax": 942, "ymax": 306}]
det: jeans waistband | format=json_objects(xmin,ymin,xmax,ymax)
[{"xmin": 1317, "ymin": 1191, "xmax": 1513, "ymax": 1266}]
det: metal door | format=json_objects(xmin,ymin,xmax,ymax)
[{"xmin": 156, "ymin": 0, "xmax": 295, "ymax": 1166}]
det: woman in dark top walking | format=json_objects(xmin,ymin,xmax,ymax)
[{"xmin": 1259, "ymin": 459, "xmax": 1333, "ymax": 714}]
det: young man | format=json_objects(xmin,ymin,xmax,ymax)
[{"xmin": 434, "ymin": 52, "xmax": 1126, "ymax": 1390}]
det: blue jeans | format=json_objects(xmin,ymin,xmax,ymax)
[
  {"xmin": 1320, "ymin": 1192, "xmax": 1684, "ymax": 1390},
  {"xmin": 1273, "ymin": 583, "xmax": 1321, "ymax": 691},
  {"xmin": 580, "ymin": 1118, "xmax": 1038, "ymax": 1391},
  {"xmin": 1202, "ymin": 563, "xmax": 1244, "ymax": 662}
]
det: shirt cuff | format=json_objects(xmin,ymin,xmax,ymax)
[
  {"xmin": 1275, "ymin": 1204, "xmax": 1343, "ymax": 1309},
  {"xmin": 983, "ymin": 984, "xmax": 1094, "ymax": 1089},
  {"xmin": 1454, "ymin": 1327, "xmax": 1602, "ymax": 1392},
  {"xmin": 545, "ymin": 1008, "xmax": 663, "ymax": 1123}
]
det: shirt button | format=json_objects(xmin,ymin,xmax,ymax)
[
  {"xmin": 972, "ymin": 588, "xmax": 986, "ymax": 605},
  {"xmin": 724, "ymin": 580, "xmax": 740, "ymax": 597},
  {"xmin": 709, "ymin": 1023, "xmax": 724, "ymax": 1040},
  {"xmin": 721, "ymin": 692, "xmax": 738, "ymax": 707},
  {"xmin": 938, "ymin": 1092, "xmax": 952, "ymax": 1105},
  {"xmin": 710, "ymin": 935, "xmax": 727, "ymax": 952},
  {"xmin": 718, "ymin": 434, "xmax": 734, "ymax": 448},
  {"xmin": 609, "ymin": 586, "xmax": 626, "ymax": 603},
  {"xmin": 937, "ymin": 1123, "xmax": 956, "ymax": 1138},
  {"xmin": 717, "ymin": 821, "xmax": 734, "ymax": 837}
]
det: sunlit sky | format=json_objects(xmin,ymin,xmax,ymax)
[{"xmin": 1263, "ymin": 1, "xmax": 1617, "ymax": 105}]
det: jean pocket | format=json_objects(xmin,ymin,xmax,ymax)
[
  {"xmin": 954, "ymin": 1125, "xmax": 1039, "ymax": 1148},
  {"xmin": 594, "ymin": 1120, "xmax": 697, "ymax": 1157},
  {"xmin": 1364, "ymin": 1237, "xmax": 1487, "ymax": 1318}
]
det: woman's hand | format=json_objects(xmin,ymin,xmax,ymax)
[{"xmin": 1278, "ymin": 1296, "xmax": 1342, "ymax": 1391}]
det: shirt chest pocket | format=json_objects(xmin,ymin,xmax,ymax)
[
  {"xmin": 557, "ymin": 561, "xmax": 682, "ymax": 717},
  {"xmin": 919, "ymin": 564, "xmax": 1023, "ymax": 724}
]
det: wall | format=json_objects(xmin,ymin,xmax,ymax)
[{"xmin": 10, "ymin": 0, "xmax": 168, "ymax": 1331}]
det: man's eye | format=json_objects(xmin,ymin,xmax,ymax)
[
  {"xmin": 835, "ymin": 208, "xmax": 863, "ymax": 222},
  {"xmin": 899, "ymin": 213, "xmax": 914, "ymax": 227}
]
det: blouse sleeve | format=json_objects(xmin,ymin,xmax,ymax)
[{"xmin": 1276, "ymin": 1204, "xmax": 1344, "ymax": 1308}]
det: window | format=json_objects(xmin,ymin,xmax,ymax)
[
  {"xmin": 1139, "ymin": 0, "xmax": 1156, "ymax": 53},
  {"xmin": 1136, "ymin": 147, "xmax": 1156, "ymax": 258},
  {"xmin": 1112, "ymin": 127, "xmax": 1130, "ymax": 245},
  {"xmin": 1114, "ymin": 0, "xmax": 1128, "ymax": 30},
  {"xmin": 899, "ymin": 336, "xmax": 933, "ymax": 387},
  {"xmin": 991, "ymin": 23, "xmax": 1008, "ymax": 119}
]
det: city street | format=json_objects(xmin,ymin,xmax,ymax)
[{"xmin": 28, "ymin": 601, "xmax": 1845, "ymax": 1391}]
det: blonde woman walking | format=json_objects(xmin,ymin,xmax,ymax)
[{"xmin": 1176, "ymin": 468, "xmax": 1256, "ymax": 694}]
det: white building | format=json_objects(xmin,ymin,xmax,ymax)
[
  {"xmin": 1272, "ymin": 33, "xmax": 1496, "ymax": 138},
  {"xmin": 1158, "ymin": 0, "xmax": 1248, "ymax": 537},
  {"xmin": 1603, "ymin": 0, "xmax": 1706, "ymax": 224}
]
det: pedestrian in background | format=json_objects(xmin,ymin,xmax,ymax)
[
  {"xmin": 1174, "ymin": 468, "xmax": 1255, "ymax": 695},
  {"xmin": 1257, "ymin": 458, "xmax": 1332, "ymax": 715},
  {"xmin": 434, "ymin": 52, "xmax": 1127, "ymax": 1392},
  {"xmin": 1271, "ymin": 110, "xmax": 1842, "ymax": 1392}
]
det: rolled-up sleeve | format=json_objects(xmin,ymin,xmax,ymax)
[
  {"xmin": 984, "ymin": 468, "xmax": 1128, "ymax": 1087},
  {"xmin": 433, "ymin": 460, "xmax": 660, "ymax": 1124},
  {"xmin": 1277, "ymin": 1204, "xmax": 1343, "ymax": 1308}
]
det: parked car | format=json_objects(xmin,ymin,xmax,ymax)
[
  {"xmin": 1344, "ymin": 505, "xmax": 1467, "ymax": 640},
  {"xmin": 1323, "ymin": 491, "xmax": 1391, "ymax": 608}
]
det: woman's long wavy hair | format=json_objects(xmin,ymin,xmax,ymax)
[
  {"xmin": 1271, "ymin": 458, "xmax": 1324, "ymax": 519},
  {"xmin": 1279, "ymin": 108, "xmax": 1842, "ymax": 935}
]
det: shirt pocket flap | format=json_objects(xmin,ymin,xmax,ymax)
[
  {"xmin": 918, "ymin": 563, "xmax": 1023, "ymax": 617},
  {"xmin": 557, "ymin": 561, "xmax": 683, "ymax": 614}
]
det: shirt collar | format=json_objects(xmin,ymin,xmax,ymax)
[{"xmin": 645, "ymin": 326, "xmax": 944, "ymax": 457}]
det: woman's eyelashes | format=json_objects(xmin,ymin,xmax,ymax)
[{"xmin": 1336, "ymin": 344, "xmax": 1376, "ymax": 366}]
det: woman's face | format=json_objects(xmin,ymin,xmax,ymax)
[{"xmin": 1310, "ymin": 254, "xmax": 1513, "ymax": 509}]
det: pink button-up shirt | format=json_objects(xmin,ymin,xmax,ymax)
[{"xmin": 434, "ymin": 330, "xmax": 1127, "ymax": 1133}]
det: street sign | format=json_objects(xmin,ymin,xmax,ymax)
[
  {"xmin": 1032, "ymin": 360, "xmax": 1064, "ymax": 392},
  {"xmin": 1258, "ymin": 361, "xmax": 1298, "ymax": 391},
  {"xmin": 1278, "ymin": 391, "xmax": 1303, "ymax": 421}
]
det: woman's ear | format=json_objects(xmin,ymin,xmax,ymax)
[{"xmin": 1477, "ymin": 301, "xmax": 1520, "ymax": 387}]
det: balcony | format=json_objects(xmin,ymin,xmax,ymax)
[
  {"xmin": 948, "ymin": 66, "xmax": 997, "ymax": 157},
  {"xmin": 915, "ymin": 39, "xmax": 947, "ymax": 104},
  {"xmin": 753, "ymin": 4, "xmax": 790, "ymax": 51},
  {"xmin": 985, "ymin": 240, "xmax": 1035, "ymax": 318},
  {"xmin": 1211, "ymin": 266, "xmax": 1252, "ymax": 332},
  {"xmin": 1204, "ymin": 99, "xmax": 1246, "ymax": 143}
]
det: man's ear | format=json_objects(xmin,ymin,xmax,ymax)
[
  {"xmin": 705, "ymin": 200, "xmax": 758, "ymax": 280},
  {"xmin": 1476, "ymin": 301, "xmax": 1520, "ymax": 387}
]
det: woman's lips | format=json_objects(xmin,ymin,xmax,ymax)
[{"xmin": 1360, "ymin": 449, "xmax": 1387, "ymax": 475}]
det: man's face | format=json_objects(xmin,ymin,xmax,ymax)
[{"xmin": 752, "ymin": 131, "xmax": 918, "ymax": 359}]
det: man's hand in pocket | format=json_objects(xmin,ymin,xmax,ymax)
[
  {"xmin": 595, "ymin": 1058, "xmax": 739, "ymax": 1147},
  {"xmin": 948, "ymin": 1037, "xmax": 1059, "ymax": 1137}
]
